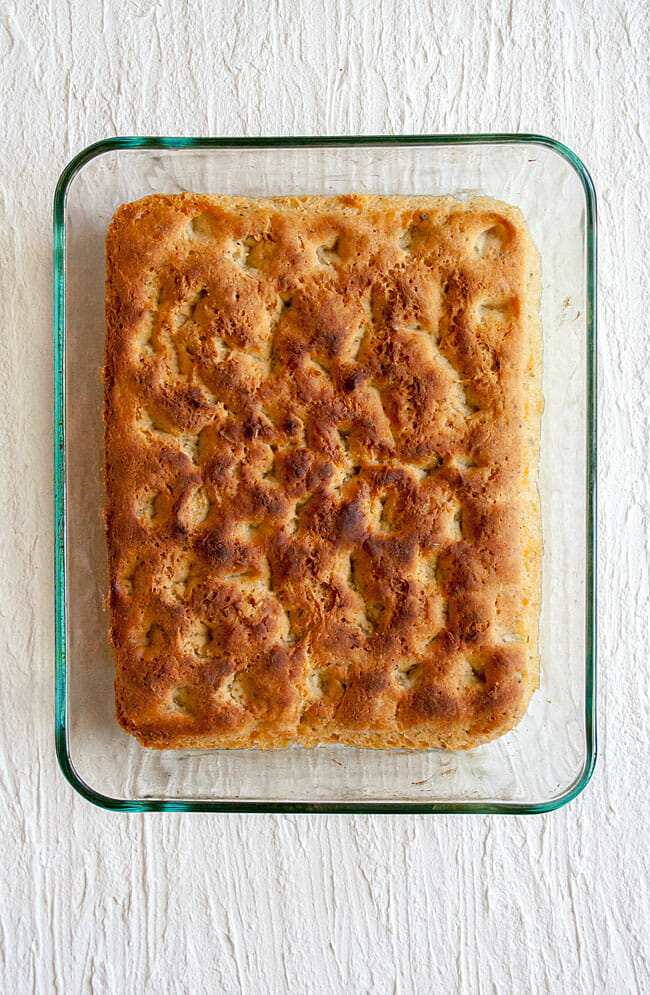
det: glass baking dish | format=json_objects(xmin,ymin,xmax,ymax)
[{"xmin": 53, "ymin": 135, "xmax": 596, "ymax": 813}]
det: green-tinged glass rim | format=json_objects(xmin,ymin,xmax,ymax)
[{"xmin": 54, "ymin": 134, "xmax": 597, "ymax": 813}]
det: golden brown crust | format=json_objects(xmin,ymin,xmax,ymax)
[{"xmin": 104, "ymin": 193, "xmax": 542, "ymax": 750}]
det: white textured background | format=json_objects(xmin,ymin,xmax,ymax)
[{"xmin": 1, "ymin": 1, "xmax": 648, "ymax": 992}]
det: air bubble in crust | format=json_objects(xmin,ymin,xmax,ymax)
[
  {"xmin": 473, "ymin": 223, "xmax": 507, "ymax": 257},
  {"xmin": 187, "ymin": 213, "xmax": 219, "ymax": 240},
  {"xmin": 171, "ymin": 686, "xmax": 194, "ymax": 713},
  {"xmin": 394, "ymin": 663, "xmax": 420, "ymax": 689},
  {"xmin": 222, "ymin": 672, "xmax": 251, "ymax": 707},
  {"xmin": 316, "ymin": 236, "xmax": 341, "ymax": 267}
]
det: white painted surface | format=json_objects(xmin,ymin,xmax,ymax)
[{"xmin": 0, "ymin": 0, "xmax": 648, "ymax": 992}]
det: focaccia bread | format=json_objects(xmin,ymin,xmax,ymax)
[{"xmin": 104, "ymin": 192, "xmax": 542, "ymax": 750}]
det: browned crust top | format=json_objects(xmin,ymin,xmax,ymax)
[{"xmin": 104, "ymin": 193, "xmax": 542, "ymax": 750}]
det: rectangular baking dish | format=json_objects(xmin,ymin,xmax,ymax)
[{"xmin": 53, "ymin": 135, "xmax": 596, "ymax": 812}]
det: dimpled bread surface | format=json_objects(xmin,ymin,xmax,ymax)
[{"xmin": 104, "ymin": 192, "xmax": 542, "ymax": 750}]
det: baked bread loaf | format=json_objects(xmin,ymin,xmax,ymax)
[{"xmin": 104, "ymin": 193, "xmax": 542, "ymax": 750}]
